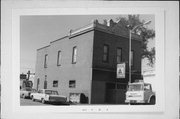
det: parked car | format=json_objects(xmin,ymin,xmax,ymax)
[
  {"xmin": 30, "ymin": 89, "xmax": 67, "ymax": 104},
  {"xmin": 20, "ymin": 88, "xmax": 37, "ymax": 99}
]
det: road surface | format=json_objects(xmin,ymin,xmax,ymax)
[{"xmin": 20, "ymin": 98, "xmax": 70, "ymax": 106}]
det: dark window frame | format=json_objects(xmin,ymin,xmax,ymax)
[
  {"xmin": 57, "ymin": 50, "xmax": 61, "ymax": 66},
  {"xmin": 102, "ymin": 44, "xmax": 109, "ymax": 63},
  {"xmin": 117, "ymin": 47, "xmax": 122, "ymax": 64},
  {"xmin": 72, "ymin": 46, "xmax": 77, "ymax": 64},
  {"xmin": 44, "ymin": 54, "xmax": 48, "ymax": 68},
  {"xmin": 53, "ymin": 80, "xmax": 58, "ymax": 87},
  {"xmin": 69, "ymin": 80, "xmax": 76, "ymax": 88}
]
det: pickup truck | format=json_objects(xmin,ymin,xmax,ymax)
[{"xmin": 125, "ymin": 80, "xmax": 156, "ymax": 105}]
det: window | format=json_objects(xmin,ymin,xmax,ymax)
[
  {"xmin": 144, "ymin": 84, "xmax": 151, "ymax": 90},
  {"xmin": 38, "ymin": 90, "xmax": 43, "ymax": 94},
  {"xmin": 117, "ymin": 48, "xmax": 122, "ymax": 63},
  {"xmin": 53, "ymin": 80, "xmax": 58, "ymax": 87},
  {"xmin": 72, "ymin": 46, "xmax": 77, "ymax": 64},
  {"xmin": 69, "ymin": 80, "xmax": 76, "ymax": 88},
  {"xmin": 131, "ymin": 51, "xmax": 134, "ymax": 66},
  {"xmin": 128, "ymin": 84, "xmax": 143, "ymax": 91},
  {"xmin": 57, "ymin": 50, "xmax": 61, "ymax": 66},
  {"xmin": 103, "ymin": 44, "xmax": 109, "ymax": 62},
  {"xmin": 44, "ymin": 54, "xmax": 48, "ymax": 68},
  {"xmin": 44, "ymin": 75, "xmax": 47, "ymax": 89},
  {"xmin": 45, "ymin": 90, "xmax": 58, "ymax": 95}
]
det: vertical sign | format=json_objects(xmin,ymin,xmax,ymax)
[{"xmin": 117, "ymin": 63, "xmax": 126, "ymax": 78}]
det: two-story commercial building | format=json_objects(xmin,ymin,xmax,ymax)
[{"xmin": 34, "ymin": 19, "xmax": 142, "ymax": 104}]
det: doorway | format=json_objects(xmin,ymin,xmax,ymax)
[{"xmin": 105, "ymin": 82, "xmax": 127, "ymax": 104}]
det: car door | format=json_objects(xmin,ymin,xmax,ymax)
[
  {"xmin": 39, "ymin": 90, "xmax": 45, "ymax": 100},
  {"xmin": 144, "ymin": 84, "xmax": 151, "ymax": 102},
  {"xmin": 35, "ymin": 90, "xmax": 42, "ymax": 100}
]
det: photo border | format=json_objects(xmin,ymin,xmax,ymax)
[
  {"xmin": 3, "ymin": 2, "xmax": 179, "ymax": 119},
  {"xmin": 12, "ymin": 7, "xmax": 165, "ymax": 113}
]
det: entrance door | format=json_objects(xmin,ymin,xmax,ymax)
[
  {"xmin": 116, "ymin": 84, "xmax": 126, "ymax": 104},
  {"xmin": 105, "ymin": 83, "xmax": 116, "ymax": 104},
  {"xmin": 105, "ymin": 82, "xmax": 126, "ymax": 104}
]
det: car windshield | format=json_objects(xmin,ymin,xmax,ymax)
[
  {"xmin": 32, "ymin": 89, "xmax": 37, "ymax": 92},
  {"xmin": 128, "ymin": 84, "xmax": 143, "ymax": 91},
  {"xmin": 144, "ymin": 84, "xmax": 151, "ymax": 90},
  {"xmin": 23, "ymin": 88, "xmax": 31, "ymax": 91},
  {"xmin": 45, "ymin": 90, "xmax": 58, "ymax": 95}
]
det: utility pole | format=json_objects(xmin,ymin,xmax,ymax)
[{"xmin": 127, "ymin": 20, "xmax": 151, "ymax": 84}]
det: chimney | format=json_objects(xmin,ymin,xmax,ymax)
[
  {"xmin": 103, "ymin": 19, "xmax": 108, "ymax": 26},
  {"xmin": 92, "ymin": 19, "xmax": 98, "ymax": 27},
  {"xmin": 107, "ymin": 19, "xmax": 116, "ymax": 27}
]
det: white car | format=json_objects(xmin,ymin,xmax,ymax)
[
  {"xmin": 30, "ymin": 89, "xmax": 67, "ymax": 104},
  {"xmin": 20, "ymin": 88, "xmax": 37, "ymax": 99}
]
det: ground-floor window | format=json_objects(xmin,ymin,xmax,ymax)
[
  {"xmin": 69, "ymin": 80, "xmax": 76, "ymax": 88},
  {"xmin": 53, "ymin": 80, "xmax": 58, "ymax": 87}
]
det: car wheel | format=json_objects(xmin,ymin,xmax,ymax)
[
  {"xmin": 32, "ymin": 96, "xmax": 35, "ymax": 101},
  {"xmin": 41, "ymin": 98, "xmax": 46, "ymax": 104},
  {"xmin": 149, "ymin": 97, "xmax": 155, "ymax": 105}
]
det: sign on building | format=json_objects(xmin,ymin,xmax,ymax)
[
  {"xmin": 20, "ymin": 74, "xmax": 27, "ymax": 79},
  {"xmin": 69, "ymin": 93, "xmax": 81, "ymax": 103},
  {"xmin": 117, "ymin": 63, "xmax": 126, "ymax": 78}
]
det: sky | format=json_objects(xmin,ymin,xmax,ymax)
[{"xmin": 20, "ymin": 15, "xmax": 155, "ymax": 74}]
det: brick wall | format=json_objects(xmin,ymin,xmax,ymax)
[{"xmin": 93, "ymin": 29, "xmax": 142, "ymax": 74}]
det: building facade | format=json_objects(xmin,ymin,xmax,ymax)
[{"xmin": 34, "ymin": 19, "xmax": 142, "ymax": 104}]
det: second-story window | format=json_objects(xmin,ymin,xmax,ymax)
[
  {"xmin": 44, "ymin": 54, "xmax": 48, "ymax": 68},
  {"xmin": 57, "ymin": 50, "xmax": 61, "ymax": 66},
  {"xmin": 117, "ymin": 48, "xmax": 122, "ymax": 64},
  {"xmin": 72, "ymin": 46, "xmax": 77, "ymax": 64},
  {"xmin": 103, "ymin": 44, "xmax": 109, "ymax": 62}
]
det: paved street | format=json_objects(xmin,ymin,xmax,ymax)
[
  {"xmin": 20, "ymin": 98, "xmax": 50, "ymax": 106},
  {"xmin": 20, "ymin": 98, "xmax": 70, "ymax": 106}
]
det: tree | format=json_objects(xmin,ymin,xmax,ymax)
[{"xmin": 115, "ymin": 15, "xmax": 155, "ymax": 67}]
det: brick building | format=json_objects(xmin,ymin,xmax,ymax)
[{"xmin": 34, "ymin": 19, "xmax": 142, "ymax": 104}]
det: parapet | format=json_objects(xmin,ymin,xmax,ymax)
[{"xmin": 68, "ymin": 19, "xmax": 142, "ymax": 41}]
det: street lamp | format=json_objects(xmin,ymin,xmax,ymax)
[{"xmin": 127, "ymin": 20, "xmax": 151, "ymax": 84}]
